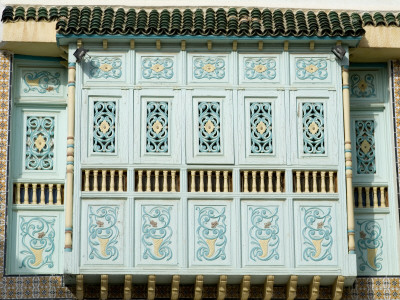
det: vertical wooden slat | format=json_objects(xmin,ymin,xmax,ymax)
[
  {"xmin": 56, "ymin": 184, "xmax": 62, "ymax": 205},
  {"xmin": 32, "ymin": 184, "xmax": 37, "ymax": 204},
  {"xmin": 84, "ymin": 170, "xmax": 90, "ymax": 191},
  {"xmin": 296, "ymin": 171, "xmax": 301, "ymax": 192},
  {"xmin": 207, "ymin": 171, "xmax": 213, "ymax": 192},
  {"xmin": 276, "ymin": 171, "xmax": 282, "ymax": 193},
  {"xmin": 93, "ymin": 170, "xmax": 99, "ymax": 191},
  {"xmin": 267, "ymin": 171, "xmax": 273, "ymax": 193},
  {"xmin": 321, "ymin": 171, "xmax": 326, "ymax": 193},
  {"xmin": 380, "ymin": 187, "xmax": 386, "ymax": 207},
  {"xmin": 199, "ymin": 171, "xmax": 204, "ymax": 192},
  {"xmin": 16, "ymin": 183, "xmax": 21, "ymax": 204},
  {"xmin": 171, "ymin": 171, "xmax": 177, "ymax": 192},
  {"xmin": 194, "ymin": 275, "xmax": 203, "ymax": 300},
  {"xmin": 110, "ymin": 170, "xmax": 115, "ymax": 192},
  {"xmin": 146, "ymin": 170, "xmax": 151, "ymax": 192},
  {"xmin": 40, "ymin": 184, "xmax": 45, "ymax": 204},
  {"xmin": 358, "ymin": 187, "xmax": 363, "ymax": 208},
  {"xmin": 260, "ymin": 171, "xmax": 265, "ymax": 192},
  {"xmin": 365, "ymin": 187, "xmax": 371, "ymax": 208},
  {"xmin": 312, "ymin": 171, "xmax": 318, "ymax": 193},
  {"xmin": 124, "ymin": 275, "xmax": 132, "ymax": 300},
  {"xmin": 304, "ymin": 171, "xmax": 309, "ymax": 193},
  {"xmin": 191, "ymin": 171, "xmax": 196, "ymax": 192},
  {"xmin": 328, "ymin": 171, "xmax": 334, "ymax": 193},
  {"xmin": 148, "ymin": 275, "xmax": 156, "ymax": 300},
  {"xmin": 48, "ymin": 184, "xmax": 54, "ymax": 205},
  {"xmin": 138, "ymin": 170, "xmax": 143, "ymax": 192},
  {"xmin": 252, "ymin": 171, "xmax": 257, "ymax": 192},
  {"xmin": 263, "ymin": 275, "xmax": 274, "ymax": 300},
  {"xmin": 217, "ymin": 275, "xmax": 227, "ymax": 300},
  {"xmin": 24, "ymin": 183, "xmax": 29, "ymax": 204},
  {"xmin": 373, "ymin": 187, "xmax": 378, "ymax": 208},
  {"xmin": 163, "ymin": 170, "xmax": 168, "ymax": 192},
  {"xmin": 101, "ymin": 170, "xmax": 107, "ymax": 192},
  {"xmin": 243, "ymin": 171, "xmax": 249, "ymax": 192},
  {"xmin": 216, "ymin": 171, "xmax": 221, "ymax": 192},
  {"xmin": 240, "ymin": 275, "xmax": 251, "ymax": 300},
  {"xmin": 100, "ymin": 274, "xmax": 108, "ymax": 300},
  {"xmin": 118, "ymin": 170, "xmax": 124, "ymax": 192},
  {"xmin": 154, "ymin": 170, "xmax": 160, "ymax": 192},
  {"xmin": 171, "ymin": 275, "xmax": 180, "ymax": 300},
  {"xmin": 223, "ymin": 171, "xmax": 229, "ymax": 192}
]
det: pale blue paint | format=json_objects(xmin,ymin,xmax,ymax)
[
  {"xmin": 93, "ymin": 101, "xmax": 116, "ymax": 153},
  {"xmin": 146, "ymin": 102, "xmax": 168, "ymax": 153},
  {"xmin": 350, "ymin": 73, "xmax": 376, "ymax": 98},
  {"xmin": 142, "ymin": 57, "xmax": 174, "ymax": 80},
  {"xmin": 250, "ymin": 102, "xmax": 273, "ymax": 154},
  {"xmin": 193, "ymin": 57, "xmax": 225, "ymax": 80},
  {"xmin": 89, "ymin": 57, "xmax": 122, "ymax": 79},
  {"xmin": 198, "ymin": 102, "xmax": 221, "ymax": 153},
  {"xmin": 357, "ymin": 220, "xmax": 383, "ymax": 271},
  {"xmin": 23, "ymin": 71, "xmax": 61, "ymax": 94},
  {"xmin": 355, "ymin": 120, "xmax": 376, "ymax": 174},
  {"xmin": 244, "ymin": 58, "xmax": 276, "ymax": 80},
  {"xmin": 296, "ymin": 58, "xmax": 328, "ymax": 80},
  {"xmin": 302, "ymin": 102, "xmax": 325, "ymax": 154}
]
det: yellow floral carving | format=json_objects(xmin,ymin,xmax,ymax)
[
  {"xmin": 305, "ymin": 64, "xmax": 318, "ymax": 73},
  {"xmin": 202, "ymin": 64, "xmax": 216, "ymax": 73},
  {"xmin": 360, "ymin": 139, "xmax": 371, "ymax": 154},
  {"xmin": 256, "ymin": 121, "xmax": 267, "ymax": 134},
  {"xmin": 99, "ymin": 63, "xmax": 113, "ymax": 72},
  {"xmin": 99, "ymin": 120, "xmax": 110, "ymax": 134},
  {"xmin": 34, "ymin": 134, "xmax": 46, "ymax": 152},
  {"xmin": 152, "ymin": 238, "xmax": 163, "ymax": 257},
  {"xmin": 254, "ymin": 64, "xmax": 267, "ymax": 73},
  {"xmin": 204, "ymin": 120, "xmax": 215, "ymax": 134},
  {"xmin": 151, "ymin": 64, "xmax": 165, "ymax": 73},
  {"xmin": 358, "ymin": 79, "xmax": 368, "ymax": 92},
  {"xmin": 152, "ymin": 120, "xmax": 163, "ymax": 134},
  {"xmin": 308, "ymin": 121, "xmax": 319, "ymax": 135}
]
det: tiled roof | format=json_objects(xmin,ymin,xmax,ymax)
[{"xmin": 2, "ymin": 6, "xmax": 400, "ymax": 37}]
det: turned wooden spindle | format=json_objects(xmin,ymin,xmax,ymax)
[
  {"xmin": 296, "ymin": 171, "xmax": 301, "ymax": 192},
  {"xmin": 223, "ymin": 171, "xmax": 229, "ymax": 192},
  {"xmin": 110, "ymin": 170, "xmax": 115, "ymax": 192},
  {"xmin": 365, "ymin": 187, "xmax": 371, "ymax": 208},
  {"xmin": 146, "ymin": 170, "xmax": 151, "ymax": 192},
  {"xmin": 357, "ymin": 187, "xmax": 363, "ymax": 208},
  {"xmin": 243, "ymin": 171, "xmax": 249, "ymax": 192},
  {"xmin": 328, "ymin": 171, "xmax": 334, "ymax": 193},
  {"xmin": 56, "ymin": 184, "xmax": 62, "ymax": 205},
  {"xmin": 252, "ymin": 171, "xmax": 257, "ymax": 192},
  {"xmin": 40, "ymin": 184, "xmax": 45, "ymax": 205},
  {"xmin": 137, "ymin": 170, "xmax": 143, "ymax": 192},
  {"xmin": 321, "ymin": 171, "xmax": 326, "ymax": 193},
  {"xmin": 268, "ymin": 171, "xmax": 273, "ymax": 193},
  {"xmin": 48, "ymin": 184, "xmax": 54, "ymax": 205},
  {"xmin": 276, "ymin": 171, "xmax": 282, "ymax": 193},
  {"xmin": 215, "ymin": 171, "xmax": 221, "ymax": 192},
  {"xmin": 304, "ymin": 171, "xmax": 310, "ymax": 193},
  {"xmin": 93, "ymin": 170, "xmax": 99, "ymax": 192},
  {"xmin": 32, "ymin": 184, "xmax": 37, "ymax": 204},
  {"xmin": 24, "ymin": 183, "xmax": 29, "ymax": 204},
  {"xmin": 118, "ymin": 170, "xmax": 123, "ymax": 192},
  {"xmin": 207, "ymin": 171, "xmax": 212, "ymax": 192},
  {"xmin": 312, "ymin": 171, "xmax": 318, "ymax": 193},
  {"xmin": 171, "ymin": 171, "xmax": 177, "ymax": 192},
  {"xmin": 101, "ymin": 170, "xmax": 107, "ymax": 192},
  {"xmin": 191, "ymin": 171, "xmax": 196, "ymax": 192},
  {"xmin": 154, "ymin": 170, "xmax": 160, "ymax": 192},
  {"xmin": 373, "ymin": 187, "xmax": 378, "ymax": 208},
  {"xmin": 84, "ymin": 170, "xmax": 90, "ymax": 191},
  {"xmin": 199, "ymin": 171, "xmax": 204, "ymax": 192},
  {"xmin": 163, "ymin": 171, "xmax": 168, "ymax": 192},
  {"xmin": 16, "ymin": 183, "xmax": 21, "ymax": 204},
  {"xmin": 260, "ymin": 171, "xmax": 265, "ymax": 192},
  {"xmin": 380, "ymin": 187, "xmax": 386, "ymax": 207}
]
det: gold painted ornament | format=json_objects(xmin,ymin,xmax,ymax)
[
  {"xmin": 152, "ymin": 120, "xmax": 163, "ymax": 134},
  {"xmin": 99, "ymin": 63, "xmax": 113, "ymax": 72},
  {"xmin": 99, "ymin": 120, "xmax": 110, "ymax": 134},
  {"xmin": 305, "ymin": 64, "xmax": 318, "ymax": 73},
  {"xmin": 151, "ymin": 64, "xmax": 165, "ymax": 73},
  {"xmin": 202, "ymin": 64, "xmax": 216, "ymax": 73},
  {"xmin": 360, "ymin": 139, "xmax": 371, "ymax": 154},
  {"xmin": 254, "ymin": 64, "xmax": 267, "ymax": 73},
  {"xmin": 308, "ymin": 121, "xmax": 319, "ymax": 135},
  {"xmin": 34, "ymin": 134, "xmax": 46, "ymax": 152},
  {"xmin": 204, "ymin": 120, "xmax": 215, "ymax": 134}
]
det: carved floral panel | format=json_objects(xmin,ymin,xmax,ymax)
[
  {"xmin": 355, "ymin": 120, "xmax": 376, "ymax": 174},
  {"xmin": 198, "ymin": 102, "xmax": 221, "ymax": 153},
  {"xmin": 302, "ymin": 102, "xmax": 325, "ymax": 155},
  {"xmin": 350, "ymin": 73, "xmax": 376, "ymax": 98},
  {"xmin": 244, "ymin": 57, "xmax": 277, "ymax": 81},
  {"xmin": 93, "ymin": 101, "xmax": 116, "ymax": 153},
  {"xmin": 250, "ymin": 102, "xmax": 273, "ymax": 154},
  {"xmin": 146, "ymin": 102, "xmax": 168, "ymax": 153},
  {"xmin": 193, "ymin": 57, "xmax": 226, "ymax": 80},
  {"xmin": 25, "ymin": 116, "xmax": 55, "ymax": 170},
  {"xmin": 22, "ymin": 70, "xmax": 61, "ymax": 94},
  {"xmin": 141, "ymin": 57, "xmax": 174, "ymax": 80},
  {"xmin": 89, "ymin": 57, "xmax": 122, "ymax": 79},
  {"xmin": 295, "ymin": 58, "xmax": 328, "ymax": 81}
]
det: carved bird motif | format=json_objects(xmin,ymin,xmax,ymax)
[
  {"xmin": 150, "ymin": 220, "xmax": 158, "ymax": 228},
  {"xmin": 211, "ymin": 221, "xmax": 218, "ymax": 228},
  {"xmin": 37, "ymin": 232, "xmax": 45, "ymax": 239},
  {"xmin": 96, "ymin": 220, "xmax": 104, "ymax": 227}
]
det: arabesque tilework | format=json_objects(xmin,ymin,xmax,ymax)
[{"xmin": 1, "ymin": 54, "xmax": 400, "ymax": 299}]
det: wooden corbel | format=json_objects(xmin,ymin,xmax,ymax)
[
  {"xmin": 181, "ymin": 40, "xmax": 186, "ymax": 51},
  {"xmin": 263, "ymin": 275, "xmax": 274, "ymax": 300},
  {"xmin": 194, "ymin": 275, "xmax": 204, "ymax": 300},
  {"xmin": 310, "ymin": 41, "xmax": 315, "ymax": 51},
  {"xmin": 233, "ymin": 40, "xmax": 238, "ymax": 51},
  {"xmin": 284, "ymin": 41, "xmax": 289, "ymax": 51},
  {"xmin": 286, "ymin": 275, "xmax": 298, "ymax": 300},
  {"xmin": 100, "ymin": 274, "xmax": 108, "ymax": 300},
  {"xmin": 77, "ymin": 39, "xmax": 83, "ymax": 49},
  {"xmin": 258, "ymin": 41, "xmax": 263, "ymax": 51},
  {"xmin": 217, "ymin": 275, "xmax": 227, "ymax": 300},
  {"xmin": 171, "ymin": 275, "xmax": 180, "ymax": 300},
  {"xmin": 207, "ymin": 40, "xmax": 212, "ymax": 50},
  {"xmin": 124, "ymin": 275, "xmax": 132, "ymax": 300},
  {"xmin": 240, "ymin": 275, "xmax": 251, "ymax": 300},
  {"xmin": 332, "ymin": 276, "xmax": 345, "ymax": 300},
  {"xmin": 130, "ymin": 40, "xmax": 135, "ymax": 49},
  {"xmin": 76, "ymin": 274, "xmax": 84, "ymax": 300},
  {"xmin": 148, "ymin": 275, "xmax": 156, "ymax": 300},
  {"xmin": 309, "ymin": 275, "xmax": 320, "ymax": 300},
  {"xmin": 156, "ymin": 39, "xmax": 161, "ymax": 50},
  {"xmin": 103, "ymin": 39, "xmax": 108, "ymax": 50}
]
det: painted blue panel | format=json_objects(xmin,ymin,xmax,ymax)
[
  {"xmin": 142, "ymin": 57, "xmax": 174, "ymax": 80},
  {"xmin": 296, "ymin": 58, "xmax": 328, "ymax": 80},
  {"xmin": 355, "ymin": 120, "xmax": 376, "ymax": 174},
  {"xmin": 193, "ymin": 57, "xmax": 226, "ymax": 80},
  {"xmin": 23, "ymin": 71, "xmax": 61, "ymax": 94},
  {"xmin": 25, "ymin": 116, "xmax": 55, "ymax": 170},
  {"xmin": 198, "ymin": 102, "xmax": 221, "ymax": 153},
  {"xmin": 302, "ymin": 102, "xmax": 325, "ymax": 154},
  {"xmin": 89, "ymin": 57, "xmax": 122, "ymax": 79},
  {"xmin": 244, "ymin": 58, "xmax": 276, "ymax": 80},
  {"xmin": 357, "ymin": 220, "xmax": 384, "ymax": 272},
  {"xmin": 146, "ymin": 102, "xmax": 168, "ymax": 153},
  {"xmin": 93, "ymin": 101, "xmax": 116, "ymax": 153},
  {"xmin": 250, "ymin": 102, "xmax": 273, "ymax": 154},
  {"xmin": 350, "ymin": 73, "xmax": 376, "ymax": 98}
]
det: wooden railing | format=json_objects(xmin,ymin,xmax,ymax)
[
  {"xmin": 135, "ymin": 170, "xmax": 179, "ymax": 192},
  {"xmin": 241, "ymin": 170, "xmax": 285, "ymax": 193},
  {"xmin": 14, "ymin": 183, "xmax": 64, "ymax": 205},
  {"xmin": 354, "ymin": 186, "xmax": 388, "ymax": 208},
  {"xmin": 188, "ymin": 170, "xmax": 232, "ymax": 192},
  {"xmin": 293, "ymin": 170, "xmax": 338, "ymax": 193},
  {"xmin": 82, "ymin": 169, "xmax": 127, "ymax": 192}
]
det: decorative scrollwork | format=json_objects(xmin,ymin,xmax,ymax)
[
  {"xmin": 350, "ymin": 73, "xmax": 376, "ymax": 98},
  {"xmin": 196, "ymin": 206, "xmax": 227, "ymax": 261},
  {"xmin": 93, "ymin": 101, "xmax": 116, "ymax": 153},
  {"xmin": 193, "ymin": 57, "xmax": 225, "ymax": 80},
  {"xmin": 19, "ymin": 217, "xmax": 55, "ymax": 269},
  {"xmin": 302, "ymin": 102, "xmax": 325, "ymax": 154},
  {"xmin": 89, "ymin": 57, "xmax": 122, "ymax": 79},
  {"xmin": 296, "ymin": 58, "xmax": 328, "ymax": 80},
  {"xmin": 146, "ymin": 102, "xmax": 168, "ymax": 153},
  {"xmin": 23, "ymin": 71, "xmax": 61, "ymax": 94},
  {"xmin": 355, "ymin": 120, "xmax": 376, "ymax": 174},
  {"xmin": 357, "ymin": 220, "xmax": 383, "ymax": 271},
  {"xmin": 249, "ymin": 207, "xmax": 280, "ymax": 262},
  {"xmin": 244, "ymin": 58, "xmax": 277, "ymax": 80},
  {"xmin": 141, "ymin": 206, "xmax": 173, "ymax": 261},
  {"xmin": 142, "ymin": 57, "xmax": 174, "ymax": 80},
  {"xmin": 250, "ymin": 102, "xmax": 273, "ymax": 154},
  {"xmin": 25, "ymin": 116, "xmax": 55, "ymax": 170},
  {"xmin": 88, "ymin": 206, "xmax": 119, "ymax": 261},
  {"xmin": 198, "ymin": 102, "xmax": 221, "ymax": 153},
  {"xmin": 302, "ymin": 207, "xmax": 333, "ymax": 262}
]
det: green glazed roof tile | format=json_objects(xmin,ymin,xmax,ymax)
[{"xmin": 4, "ymin": 6, "xmax": 399, "ymax": 37}]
